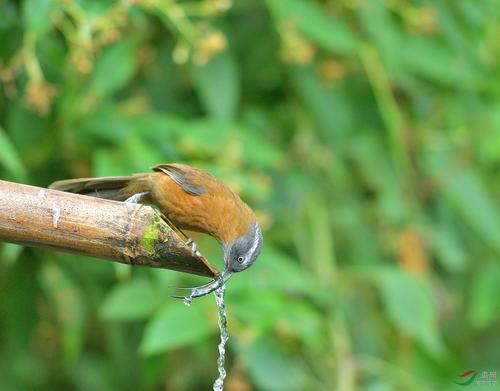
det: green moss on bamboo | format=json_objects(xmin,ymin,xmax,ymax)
[{"xmin": 141, "ymin": 214, "xmax": 163, "ymax": 252}]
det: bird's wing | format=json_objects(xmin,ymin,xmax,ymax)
[{"xmin": 152, "ymin": 163, "xmax": 208, "ymax": 196}]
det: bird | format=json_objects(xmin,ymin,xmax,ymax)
[{"xmin": 49, "ymin": 163, "xmax": 263, "ymax": 300}]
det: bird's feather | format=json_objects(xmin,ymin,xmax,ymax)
[
  {"xmin": 49, "ymin": 176, "xmax": 140, "ymax": 201},
  {"xmin": 152, "ymin": 164, "xmax": 208, "ymax": 196}
]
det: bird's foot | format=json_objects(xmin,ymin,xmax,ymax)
[
  {"xmin": 186, "ymin": 238, "xmax": 202, "ymax": 257},
  {"xmin": 125, "ymin": 191, "xmax": 149, "ymax": 203}
]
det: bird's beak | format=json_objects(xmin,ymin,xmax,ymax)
[{"xmin": 171, "ymin": 269, "xmax": 233, "ymax": 302}]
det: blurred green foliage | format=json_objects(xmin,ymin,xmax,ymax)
[{"xmin": 1, "ymin": 0, "xmax": 500, "ymax": 390}]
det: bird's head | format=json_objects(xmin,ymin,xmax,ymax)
[
  {"xmin": 223, "ymin": 223, "xmax": 263, "ymax": 275},
  {"xmin": 172, "ymin": 223, "xmax": 263, "ymax": 302}
]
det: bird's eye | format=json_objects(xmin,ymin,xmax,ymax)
[{"xmin": 237, "ymin": 256, "xmax": 245, "ymax": 263}]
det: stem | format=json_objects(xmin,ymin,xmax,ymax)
[{"xmin": 359, "ymin": 43, "xmax": 412, "ymax": 176}]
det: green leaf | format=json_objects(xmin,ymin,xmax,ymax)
[
  {"xmin": 428, "ymin": 224, "xmax": 467, "ymax": 272},
  {"xmin": 78, "ymin": 105, "xmax": 133, "ymax": 143},
  {"xmin": 176, "ymin": 119, "xmax": 231, "ymax": 156},
  {"xmin": 131, "ymin": 113, "xmax": 185, "ymax": 139},
  {"xmin": 23, "ymin": 0, "xmax": 56, "ymax": 36},
  {"xmin": 231, "ymin": 291, "xmax": 288, "ymax": 335},
  {"xmin": 5, "ymin": 101, "xmax": 50, "ymax": 160},
  {"xmin": 278, "ymin": 301, "xmax": 325, "ymax": 349},
  {"xmin": 0, "ymin": 125, "xmax": 26, "ymax": 180},
  {"xmin": 99, "ymin": 278, "xmax": 163, "ymax": 322},
  {"xmin": 3, "ymin": 258, "xmax": 39, "ymax": 351},
  {"xmin": 290, "ymin": 66, "xmax": 354, "ymax": 140},
  {"xmin": 0, "ymin": 2, "xmax": 18, "ymax": 30},
  {"xmin": 93, "ymin": 149, "xmax": 133, "ymax": 177},
  {"xmin": 358, "ymin": 0, "xmax": 401, "ymax": 73},
  {"xmin": 468, "ymin": 262, "xmax": 500, "ymax": 329},
  {"xmin": 374, "ymin": 268, "xmax": 445, "ymax": 358},
  {"xmin": 243, "ymin": 338, "xmax": 306, "ymax": 391},
  {"xmin": 92, "ymin": 137, "xmax": 164, "ymax": 176},
  {"xmin": 0, "ymin": 243, "xmax": 24, "ymax": 266},
  {"xmin": 240, "ymin": 131, "xmax": 285, "ymax": 169},
  {"xmin": 270, "ymin": 0, "xmax": 358, "ymax": 54},
  {"xmin": 39, "ymin": 262, "xmax": 86, "ymax": 361},
  {"xmin": 88, "ymin": 39, "xmax": 139, "ymax": 99},
  {"xmin": 139, "ymin": 302, "xmax": 212, "ymax": 356},
  {"xmin": 399, "ymin": 36, "xmax": 479, "ymax": 88},
  {"xmin": 192, "ymin": 51, "xmax": 240, "ymax": 119},
  {"xmin": 445, "ymin": 170, "xmax": 500, "ymax": 254},
  {"xmin": 240, "ymin": 247, "xmax": 317, "ymax": 296}
]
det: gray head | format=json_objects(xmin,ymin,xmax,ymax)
[
  {"xmin": 172, "ymin": 223, "xmax": 263, "ymax": 301},
  {"xmin": 224, "ymin": 223, "xmax": 263, "ymax": 273}
]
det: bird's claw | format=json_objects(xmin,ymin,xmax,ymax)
[
  {"xmin": 125, "ymin": 191, "xmax": 149, "ymax": 203},
  {"xmin": 186, "ymin": 238, "xmax": 202, "ymax": 257}
]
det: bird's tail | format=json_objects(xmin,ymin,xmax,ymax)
[{"xmin": 49, "ymin": 174, "xmax": 149, "ymax": 201}]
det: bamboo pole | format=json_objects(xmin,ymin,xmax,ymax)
[{"xmin": 0, "ymin": 180, "xmax": 219, "ymax": 277}]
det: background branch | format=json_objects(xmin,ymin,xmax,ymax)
[{"xmin": 0, "ymin": 180, "xmax": 219, "ymax": 277}]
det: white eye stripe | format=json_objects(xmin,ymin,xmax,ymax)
[{"xmin": 247, "ymin": 224, "xmax": 262, "ymax": 258}]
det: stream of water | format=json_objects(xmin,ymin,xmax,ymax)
[
  {"xmin": 182, "ymin": 284, "xmax": 229, "ymax": 390},
  {"xmin": 213, "ymin": 284, "xmax": 228, "ymax": 391}
]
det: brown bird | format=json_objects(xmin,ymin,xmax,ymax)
[{"xmin": 49, "ymin": 163, "xmax": 263, "ymax": 299}]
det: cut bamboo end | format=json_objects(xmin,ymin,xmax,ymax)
[{"xmin": 0, "ymin": 180, "xmax": 219, "ymax": 278}]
